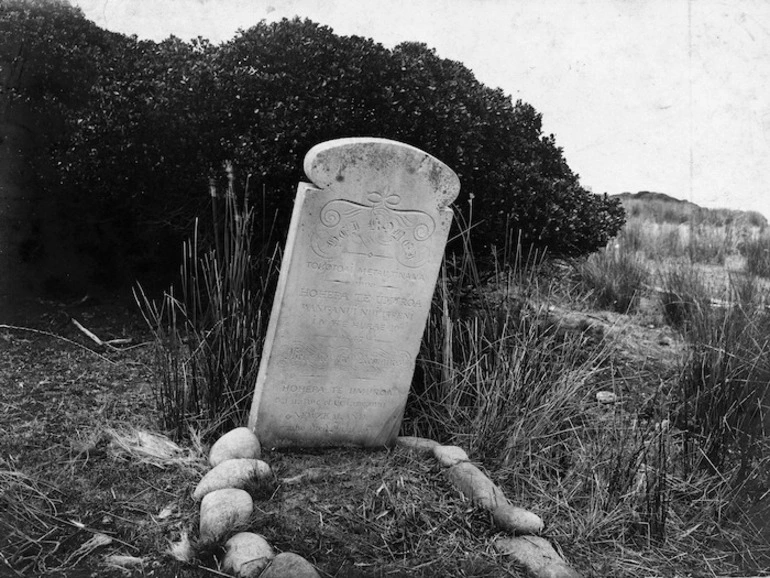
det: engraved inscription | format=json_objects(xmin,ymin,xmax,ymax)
[
  {"xmin": 297, "ymin": 285, "xmax": 423, "ymax": 340},
  {"xmin": 278, "ymin": 341, "xmax": 412, "ymax": 370},
  {"xmin": 300, "ymin": 303, "xmax": 416, "ymax": 321},
  {"xmin": 299, "ymin": 287, "xmax": 425, "ymax": 308},
  {"xmin": 305, "ymin": 261, "xmax": 428, "ymax": 284},
  {"xmin": 311, "ymin": 192, "xmax": 435, "ymax": 267}
]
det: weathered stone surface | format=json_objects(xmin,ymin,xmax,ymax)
[
  {"xmin": 495, "ymin": 536, "xmax": 582, "ymax": 578},
  {"xmin": 193, "ymin": 458, "xmax": 272, "ymax": 500},
  {"xmin": 199, "ymin": 489, "xmax": 253, "ymax": 543},
  {"xmin": 248, "ymin": 138, "xmax": 460, "ymax": 448},
  {"xmin": 446, "ymin": 461, "xmax": 509, "ymax": 510},
  {"xmin": 395, "ymin": 436, "xmax": 440, "ymax": 454},
  {"xmin": 261, "ymin": 552, "xmax": 321, "ymax": 578},
  {"xmin": 492, "ymin": 503, "xmax": 544, "ymax": 535},
  {"xmin": 222, "ymin": 532, "xmax": 274, "ymax": 578},
  {"xmin": 209, "ymin": 427, "xmax": 261, "ymax": 467},
  {"xmin": 432, "ymin": 444, "xmax": 469, "ymax": 467}
]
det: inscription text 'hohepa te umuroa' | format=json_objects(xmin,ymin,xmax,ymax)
[{"xmin": 248, "ymin": 138, "xmax": 460, "ymax": 448}]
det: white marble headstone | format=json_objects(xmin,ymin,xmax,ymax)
[{"xmin": 248, "ymin": 138, "xmax": 460, "ymax": 448}]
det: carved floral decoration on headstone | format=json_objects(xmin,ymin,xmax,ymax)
[{"xmin": 312, "ymin": 191, "xmax": 436, "ymax": 267}]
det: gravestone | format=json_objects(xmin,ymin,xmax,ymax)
[{"xmin": 248, "ymin": 137, "xmax": 460, "ymax": 448}]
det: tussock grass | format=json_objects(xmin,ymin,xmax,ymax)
[
  {"xmin": 125, "ymin": 185, "xmax": 770, "ymax": 575},
  {"xmin": 617, "ymin": 194, "xmax": 766, "ymax": 266},
  {"xmin": 622, "ymin": 195, "xmax": 767, "ymax": 230},
  {"xmin": 404, "ymin": 235, "xmax": 770, "ymax": 575},
  {"xmin": 137, "ymin": 165, "xmax": 277, "ymax": 441},
  {"xmin": 619, "ymin": 218, "xmax": 744, "ymax": 265},
  {"xmin": 744, "ymin": 233, "xmax": 770, "ymax": 278},
  {"xmin": 671, "ymin": 274, "xmax": 770, "ymax": 479},
  {"xmin": 658, "ymin": 264, "xmax": 713, "ymax": 330},
  {"xmin": 572, "ymin": 244, "xmax": 648, "ymax": 313}
]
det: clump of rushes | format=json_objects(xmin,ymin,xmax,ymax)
[
  {"xmin": 676, "ymin": 273, "xmax": 770, "ymax": 479},
  {"xmin": 405, "ymin": 226, "xmax": 770, "ymax": 575},
  {"xmin": 658, "ymin": 264, "xmax": 712, "ymax": 330},
  {"xmin": 137, "ymin": 163, "xmax": 277, "ymax": 441},
  {"xmin": 573, "ymin": 243, "xmax": 648, "ymax": 313},
  {"xmin": 743, "ymin": 234, "xmax": 770, "ymax": 278}
]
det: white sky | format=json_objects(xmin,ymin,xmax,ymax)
[{"xmin": 72, "ymin": 0, "xmax": 770, "ymax": 219}]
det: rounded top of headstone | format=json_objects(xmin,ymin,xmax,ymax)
[{"xmin": 304, "ymin": 137, "xmax": 460, "ymax": 210}]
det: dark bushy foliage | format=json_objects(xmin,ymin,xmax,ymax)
[
  {"xmin": 14, "ymin": 10, "xmax": 624, "ymax": 275},
  {"xmin": 0, "ymin": 0, "xmax": 117, "ymax": 106},
  {"xmin": 0, "ymin": 0, "xmax": 135, "ymax": 284}
]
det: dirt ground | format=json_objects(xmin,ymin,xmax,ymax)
[
  {"xmin": 1, "ymin": 287, "xmax": 768, "ymax": 577},
  {"xmin": 0, "ymin": 290, "xmax": 523, "ymax": 577}
]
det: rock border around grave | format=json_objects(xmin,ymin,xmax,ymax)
[
  {"xmin": 189, "ymin": 427, "xmax": 320, "ymax": 578},
  {"xmin": 175, "ymin": 428, "xmax": 580, "ymax": 578},
  {"xmin": 396, "ymin": 436, "xmax": 582, "ymax": 578}
]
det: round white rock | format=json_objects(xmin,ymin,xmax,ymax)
[
  {"xmin": 209, "ymin": 427, "xmax": 261, "ymax": 467},
  {"xmin": 261, "ymin": 552, "xmax": 320, "ymax": 578},
  {"xmin": 222, "ymin": 532, "xmax": 275, "ymax": 578},
  {"xmin": 199, "ymin": 488, "xmax": 253, "ymax": 543},
  {"xmin": 193, "ymin": 458, "xmax": 272, "ymax": 501}
]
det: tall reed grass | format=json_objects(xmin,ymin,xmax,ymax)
[
  {"xmin": 135, "ymin": 181, "xmax": 768, "ymax": 570},
  {"xmin": 406, "ymin": 233, "xmax": 768, "ymax": 566},
  {"xmin": 136, "ymin": 165, "xmax": 277, "ymax": 440},
  {"xmin": 744, "ymin": 234, "xmax": 770, "ymax": 278},
  {"xmin": 404, "ymin": 242, "xmax": 681, "ymax": 548},
  {"xmin": 660, "ymin": 271, "xmax": 769, "ymax": 480},
  {"xmin": 572, "ymin": 243, "xmax": 648, "ymax": 313}
]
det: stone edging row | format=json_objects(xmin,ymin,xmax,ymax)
[
  {"xmin": 396, "ymin": 436, "xmax": 581, "ymax": 578},
  {"xmin": 186, "ymin": 427, "xmax": 582, "ymax": 578}
]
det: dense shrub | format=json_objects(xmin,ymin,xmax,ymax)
[
  {"xmin": 0, "ymin": 0, "xmax": 118, "ymax": 107},
  {"xmin": 7, "ymin": 6, "xmax": 624, "ymax": 277},
  {"xmin": 54, "ymin": 35, "xmax": 220, "ymax": 276}
]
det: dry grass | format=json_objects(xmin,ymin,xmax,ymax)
[
  {"xmin": 572, "ymin": 245, "xmax": 648, "ymax": 313},
  {"xmin": 2, "ymin": 198, "xmax": 769, "ymax": 576},
  {"xmin": 0, "ymin": 466, "xmax": 63, "ymax": 574},
  {"xmin": 744, "ymin": 233, "xmax": 770, "ymax": 278},
  {"xmin": 404, "ymin": 231, "xmax": 770, "ymax": 577}
]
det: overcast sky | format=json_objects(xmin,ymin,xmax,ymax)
[{"xmin": 71, "ymin": 0, "xmax": 770, "ymax": 219}]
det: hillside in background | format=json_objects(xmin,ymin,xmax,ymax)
[{"xmin": 612, "ymin": 191, "xmax": 768, "ymax": 228}]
